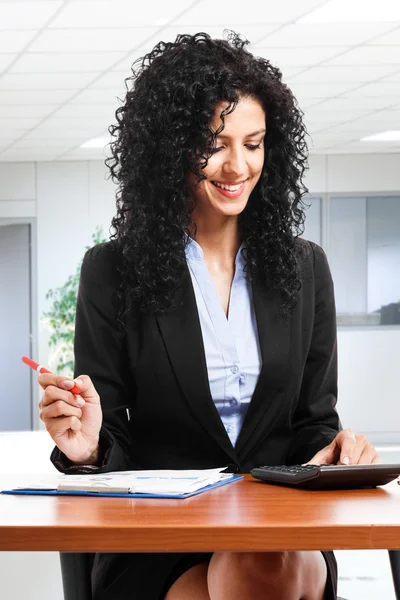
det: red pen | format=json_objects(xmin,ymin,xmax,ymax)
[{"xmin": 21, "ymin": 356, "xmax": 81, "ymax": 395}]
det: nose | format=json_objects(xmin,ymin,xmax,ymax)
[{"xmin": 222, "ymin": 147, "xmax": 247, "ymax": 177}]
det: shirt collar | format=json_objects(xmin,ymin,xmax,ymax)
[{"xmin": 185, "ymin": 236, "xmax": 246, "ymax": 270}]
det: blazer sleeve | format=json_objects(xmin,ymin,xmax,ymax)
[
  {"xmin": 287, "ymin": 242, "xmax": 342, "ymax": 465},
  {"xmin": 50, "ymin": 243, "xmax": 135, "ymax": 474}
]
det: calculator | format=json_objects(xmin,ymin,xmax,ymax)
[{"xmin": 250, "ymin": 463, "xmax": 400, "ymax": 490}]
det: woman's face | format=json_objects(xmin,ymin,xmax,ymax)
[{"xmin": 188, "ymin": 95, "xmax": 266, "ymax": 219}]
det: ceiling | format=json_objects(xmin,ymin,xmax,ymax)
[{"xmin": 0, "ymin": 0, "xmax": 400, "ymax": 162}]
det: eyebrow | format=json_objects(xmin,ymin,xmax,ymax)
[{"xmin": 216, "ymin": 128, "xmax": 266, "ymax": 139}]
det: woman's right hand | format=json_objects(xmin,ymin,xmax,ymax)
[{"xmin": 38, "ymin": 373, "xmax": 103, "ymax": 465}]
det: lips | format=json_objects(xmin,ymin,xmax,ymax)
[
  {"xmin": 211, "ymin": 180, "xmax": 247, "ymax": 190},
  {"xmin": 210, "ymin": 180, "xmax": 247, "ymax": 198}
]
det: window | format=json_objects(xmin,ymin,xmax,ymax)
[
  {"xmin": 328, "ymin": 196, "xmax": 400, "ymax": 326},
  {"xmin": 302, "ymin": 196, "xmax": 321, "ymax": 245}
]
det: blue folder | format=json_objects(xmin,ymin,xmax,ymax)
[{"xmin": 1, "ymin": 474, "xmax": 243, "ymax": 499}]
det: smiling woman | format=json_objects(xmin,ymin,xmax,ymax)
[{"xmin": 37, "ymin": 30, "xmax": 370, "ymax": 600}]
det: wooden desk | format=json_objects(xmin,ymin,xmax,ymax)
[{"xmin": 0, "ymin": 475, "xmax": 399, "ymax": 552}]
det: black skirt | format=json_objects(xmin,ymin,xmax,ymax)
[{"xmin": 91, "ymin": 550, "xmax": 337, "ymax": 599}]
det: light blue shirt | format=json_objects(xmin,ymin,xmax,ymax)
[{"xmin": 185, "ymin": 238, "xmax": 262, "ymax": 447}]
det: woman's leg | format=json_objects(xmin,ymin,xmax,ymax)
[
  {"xmin": 165, "ymin": 551, "xmax": 328, "ymax": 600},
  {"xmin": 164, "ymin": 562, "xmax": 210, "ymax": 600},
  {"xmin": 208, "ymin": 551, "xmax": 327, "ymax": 600}
]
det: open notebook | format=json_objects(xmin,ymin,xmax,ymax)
[{"xmin": 1, "ymin": 467, "xmax": 243, "ymax": 499}]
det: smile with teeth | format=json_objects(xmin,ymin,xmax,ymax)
[{"xmin": 211, "ymin": 180, "xmax": 246, "ymax": 191}]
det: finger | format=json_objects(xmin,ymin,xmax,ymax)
[
  {"xmin": 40, "ymin": 386, "xmax": 85, "ymax": 409},
  {"xmin": 37, "ymin": 373, "xmax": 82, "ymax": 395},
  {"xmin": 356, "ymin": 444, "xmax": 380, "ymax": 465},
  {"xmin": 47, "ymin": 416, "xmax": 82, "ymax": 438},
  {"xmin": 347, "ymin": 434, "xmax": 369, "ymax": 465},
  {"xmin": 69, "ymin": 374, "xmax": 100, "ymax": 404},
  {"xmin": 337, "ymin": 429, "xmax": 357, "ymax": 464},
  {"xmin": 305, "ymin": 440, "xmax": 339, "ymax": 465},
  {"xmin": 37, "ymin": 373, "xmax": 59, "ymax": 390},
  {"xmin": 40, "ymin": 400, "xmax": 82, "ymax": 422}
]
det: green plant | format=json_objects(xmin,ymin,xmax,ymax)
[{"xmin": 43, "ymin": 227, "xmax": 107, "ymax": 375}]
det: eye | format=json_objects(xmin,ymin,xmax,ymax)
[{"xmin": 245, "ymin": 143, "xmax": 262, "ymax": 150}]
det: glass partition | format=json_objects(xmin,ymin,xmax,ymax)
[{"xmin": 329, "ymin": 196, "xmax": 400, "ymax": 327}]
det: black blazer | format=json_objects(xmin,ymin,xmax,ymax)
[{"xmin": 52, "ymin": 238, "xmax": 341, "ymax": 475}]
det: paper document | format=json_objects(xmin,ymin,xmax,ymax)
[{"xmin": 8, "ymin": 468, "xmax": 235, "ymax": 495}]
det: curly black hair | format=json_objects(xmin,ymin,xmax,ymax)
[{"xmin": 105, "ymin": 31, "xmax": 309, "ymax": 319}]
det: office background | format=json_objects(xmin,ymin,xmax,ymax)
[{"xmin": 0, "ymin": 1, "xmax": 399, "ymax": 598}]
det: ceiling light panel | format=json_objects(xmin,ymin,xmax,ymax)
[
  {"xmin": 0, "ymin": 30, "xmax": 39, "ymax": 53},
  {"xmin": 0, "ymin": 1, "xmax": 63, "ymax": 29},
  {"xmin": 291, "ymin": 65, "xmax": 398, "ymax": 83},
  {"xmin": 173, "ymin": 0, "xmax": 326, "ymax": 26},
  {"xmin": 29, "ymin": 28, "xmax": 157, "ymax": 53},
  {"xmin": 10, "ymin": 52, "xmax": 124, "ymax": 73},
  {"xmin": 259, "ymin": 22, "xmax": 397, "ymax": 47},
  {"xmin": 326, "ymin": 45, "xmax": 400, "ymax": 66},
  {"xmin": 361, "ymin": 130, "xmax": 400, "ymax": 141},
  {"xmin": 251, "ymin": 46, "xmax": 347, "ymax": 67},
  {"xmin": 298, "ymin": 0, "xmax": 400, "ymax": 23},
  {"xmin": 49, "ymin": 0, "xmax": 197, "ymax": 28},
  {"xmin": 0, "ymin": 72, "xmax": 99, "ymax": 89}
]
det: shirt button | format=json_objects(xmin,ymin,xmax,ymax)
[
  {"xmin": 229, "ymin": 398, "xmax": 238, "ymax": 406},
  {"xmin": 231, "ymin": 365, "xmax": 239, "ymax": 374}
]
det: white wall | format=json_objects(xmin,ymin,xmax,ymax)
[
  {"xmin": 0, "ymin": 154, "xmax": 399, "ymax": 444},
  {"xmin": 337, "ymin": 328, "xmax": 400, "ymax": 444}
]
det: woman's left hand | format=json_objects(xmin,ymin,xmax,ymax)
[{"xmin": 306, "ymin": 429, "xmax": 381, "ymax": 465}]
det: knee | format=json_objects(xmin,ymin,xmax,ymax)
[
  {"xmin": 213, "ymin": 550, "xmax": 298, "ymax": 586},
  {"xmin": 238, "ymin": 551, "xmax": 295, "ymax": 581}
]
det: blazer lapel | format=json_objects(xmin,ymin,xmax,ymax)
[
  {"xmin": 235, "ymin": 276, "xmax": 292, "ymax": 461},
  {"xmin": 155, "ymin": 266, "xmax": 239, "ymax": 464}
]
